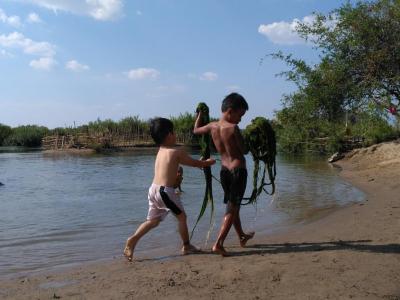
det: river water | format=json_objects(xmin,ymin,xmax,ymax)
[{"xmin": 0, "ymin": 147, "xmax": 364, "ymax": 277}]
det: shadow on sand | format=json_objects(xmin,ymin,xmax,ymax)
[
  {"xmin": 228, "ymin": 239, "xmax": 400, "ymax": 256},
  {"xmin": 133, "ymin": 240, "xmax": 400, "ymax": 262}
]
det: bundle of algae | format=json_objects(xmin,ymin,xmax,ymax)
[
  {"xmin": 242, "ymin": 117, "xmax": 277, "ymax": 204},
  {"xmin": 190, "ymin": 102, "xmax": 214, "ymax": 239}
]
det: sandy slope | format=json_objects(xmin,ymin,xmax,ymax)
[{"xmin": 1, "ymin": 140, "xmax": 399, "ymax": 299}]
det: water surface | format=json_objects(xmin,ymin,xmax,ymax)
[{"xmin": 0, "ymin": 148, "xmax": 364, "ymax": 277}]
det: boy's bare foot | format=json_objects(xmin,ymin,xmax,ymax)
[
  {"xmin": 182, "ymin": 244, "xmax": 201, "ymax": 255},
  {"xmin": 123, "ymin": 245, "xmax": 134, "ymax": 262},
  {"xmin": 240, "ymin": 232, "xmax": 255, "ymax": 247},
  {"xmin": 212, "ymin": 245, "xmax": 229, "ymax": 257}
]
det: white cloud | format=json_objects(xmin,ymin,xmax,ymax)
[
  {"xmin": 0, "ymin": 32, "xmax": 57, "ymax": 70},
  {"xmin": 0, "ymin": 8, "xmax": 22, "ymax": 27},
  {"xmin": 258, "ymin": 15, "xmax": 316, "ymax": 45},
  {"xmin": 147, "ymin": 84, "xmax": 186, "ymax": 98},
  {"xmin": 156, "ymin": 85, "xmax": 185, "ymax": 93},
  {"xmin": 66, "ymin": 60, "xmax": 90, "ymax": 72},
  {"xmin": 127, "ymin": 68, "xmax": 160, "ymax": 80},
  {"xmin": 136, "ymin": 10, "xmax": 142, "ymax": 16},
  {"xmin": 7, "ymin": 15, "xmax": 22, "ymax": 27},
  {"xmin": 0, "ymin": 32, "xmax": 55, "ymax": 57},
  {"xmin": 200, "ymin": 71, "xmax": 218, "ymax": 81},
  {"xmin": 27, "ymin": 12, "xmax": 43, "ymax": 23},
  {"xmin": 87, "ymin": 0, "xmax": 123, "ymax": 20},
  {"xmin": 29, "ymin": 57, "xmax": 57, "ymax": 70},
  {"xmin": 0, "ymin": 49, "xmax": 14, "ymax": 57},
  {"xmin": 226, "ymin": 85, "xmax": 240, "ymax": 92},
  {"xmin": 23, "ymin": 0, "xmax": 123, "ymax": 21}
]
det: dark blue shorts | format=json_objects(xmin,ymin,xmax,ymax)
[{"xmin": 220, "ymin": 166, "xmax": 247, "ymax": 205}]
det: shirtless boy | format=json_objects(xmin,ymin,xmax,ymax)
[
  {"xmin": 124, "ymin": 117, "xmax": 216, "ymax": 261},
  {"xmin": 194, "ymin": 93, "xmax": 254, "ymax": 256}
]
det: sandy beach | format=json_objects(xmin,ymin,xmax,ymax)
[{"xmin": 1, "ymin": 140, "xmax": 399, "ymax": 299}]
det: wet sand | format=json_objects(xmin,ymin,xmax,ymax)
[{"xmin": 1, "ymin": 140, "xmax": 399, "ymax": 299}]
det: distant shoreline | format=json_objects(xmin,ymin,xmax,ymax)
[{"xmin": 41, "ymin": 144, "xmax": 200, "ymax": 154}]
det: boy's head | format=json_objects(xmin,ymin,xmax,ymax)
[
  {"xmin": 221, "ymin": 93, "xmax": 249, "ymax": 112},
  {"xmin": 149, "ymin": 117, "xmax": 175, "ymax": 145},
  {"xmin": 221, "ymin": 93, "xmax": 248, "ymax": 124}
]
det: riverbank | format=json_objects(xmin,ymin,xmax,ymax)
[
  {"xmin": 1, "ymin": 140, "xmax": 399, "ymax": 299},
  {"xmin": 41, "ymin": 144, "xmax": 197, "ymax": 155}
]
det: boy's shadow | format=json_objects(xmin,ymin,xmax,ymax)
[
  {"xmin": 133, "ymin": 240, "xmax": 400, "ymax": 262},
  {"xmin": 229, "ymin": 240, "xmax": 400, "ymax": 256}
]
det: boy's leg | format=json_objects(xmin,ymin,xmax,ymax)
[
  {"xmin": 175, "ymin": 212, "xmax": 190, "ymax": 246},
  {"xmin": 212, "ymin": 202, "xmax": 240, "ymax": 256},
  {"xmin": 124, "ymin": 218, "xmax": 160, "ymax": 261},
  {"xmin": 233, "ymin": 212, "xmax": 255, "ymax": 247},
  {"xmin": 175, "ymin": 212, "xmax": 197, "ymax": 254},
  {"xmin": 175, "ymin": 212, "xmax": 200, "ymax": 254}
]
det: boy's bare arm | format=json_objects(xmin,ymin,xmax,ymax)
[
  {"xmin": 193, "ymin": 112, "xmax": 212, "ymax": 135},
  {"xmin": 178, "ymin": 149, "xmax": 216, "ymax": 168}
]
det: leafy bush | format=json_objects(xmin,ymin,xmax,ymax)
[
  {"xmin": 350, "ymin": 111, "xmax": 399, "ymax": 146},
  {"xmin": 0, "ymin": 124, "xmax": 12, "ymax": 146},
  {"xmin": 4, "ymin": 125, "xmax": 49, "ymax": 147}
]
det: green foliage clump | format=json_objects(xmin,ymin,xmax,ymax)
[
  {"xmin": 271, "ymin": 0, "xmax": 400, "ymax": 153},
  {"xmin": 0, "ymin": 124, "xmax": 12, "ymax": 146},
  {"xmin": 78, "ymin": 116, "xmax": 149, "ymax": 137},
  {"xmin": 4, "ymin": 125, "xmax": 49, "ymax": 147},
  {"xmin": 195, "ymin": 103, "xmax": 211, "ymax": 157},
  {"xmin": 243, "ymin": 117, "xmax": 277, "ymax": 204},
  {"xmin": 191, "ymin": 102, "xmax": 213, "ymax": 239},
  {"xmin": 170, "ymin": 112, "xmax": 197, "ymax": 144},
  {"xmin": 351, "ymin": 111, "xmax": 399, "ymax": 146},
  {"xmin": 0, "ymin": 111, "xmax": 215, "ymax": 149}
]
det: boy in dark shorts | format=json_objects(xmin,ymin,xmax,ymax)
[
  {"xmin": 124, "ymin": 118, "xmax": 215, "ymax": 261},
  {"xmin": 194, "ymin": 93, "xmax": 254, "ymax": 256}
]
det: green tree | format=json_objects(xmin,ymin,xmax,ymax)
[
  {"xmin": 296, "ymin": 0, "xmax": 400, "ymax": 116},
  {"xmin": 272, "ymin": 0, "xmax": 400, "ymax": 153}
]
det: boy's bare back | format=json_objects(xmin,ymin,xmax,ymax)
[
  {"xmin": 153, "ymin": 146, "xmax": 215, "ymax": 187},
  {"xmin": 203, "ymin": 120, "xmax": 247, "ymax": 170},
  {"xmin": 153, "ymin": 147, "xmax": 181, "ymax": 187}
]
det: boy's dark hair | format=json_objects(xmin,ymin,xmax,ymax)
[
  {"xmin": 149, "ymin": 117, "xmax": 174, "ymax": 145},
  {"xmin": 221, "ymin": 93, "xmax": 249, "ymax": 112}
]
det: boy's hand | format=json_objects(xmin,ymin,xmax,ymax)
[
  {"xmin": 204, "ymin": 158, "xmax": 216, "ymax": 166},
  {"xmin": 196, "ymin": 110, "xmax": 203, "ymax": 120}
]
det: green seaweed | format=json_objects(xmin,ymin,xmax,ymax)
[
  {"xmin": 242, "ymin": 117, "xmax": 277, "ymax": 204},
  {"xmin": 190, "ymin": 102, "xmax": 214, "ymax": 239}
]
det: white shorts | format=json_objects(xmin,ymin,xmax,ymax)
[{"xmin": 147, "ymin": 183, "xmax": 184, "ymax": 221}]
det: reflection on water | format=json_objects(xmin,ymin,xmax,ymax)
[
  {"xmin": 273, "ymin": 155, "xmax": 359, "ymax": 224},
  {"xmin": 0, "ymin": 149, "xmax": 364, "ymax": 277}
]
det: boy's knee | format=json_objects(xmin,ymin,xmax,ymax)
[
  {"xmin": 226, "ymin": 202, "xmax": 240, "ymax": 214},
  {"xmin": 176, "ymin": 212, "xmax": 187, "ymax": 222},
  {"xmin": 148, "ymin": 218, "xmax": 161, "ymax": 228}
]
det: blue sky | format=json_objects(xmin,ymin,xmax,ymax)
[{"xmin": 0, "ymin": 0, "xmax": 350, "ymax": 128}]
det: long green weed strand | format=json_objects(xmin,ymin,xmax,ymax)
[
  {"xmin": 242, "ymin": 117, "xmax": 277, "ymax": 205},
  {"xmin": 190, "ymin": 102, "xmax": 215, "ymax": 241}
]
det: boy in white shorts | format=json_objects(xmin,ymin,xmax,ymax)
[{"xmin": 124, "ymin": 117, "xmax": 216, "ymax": 261}]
